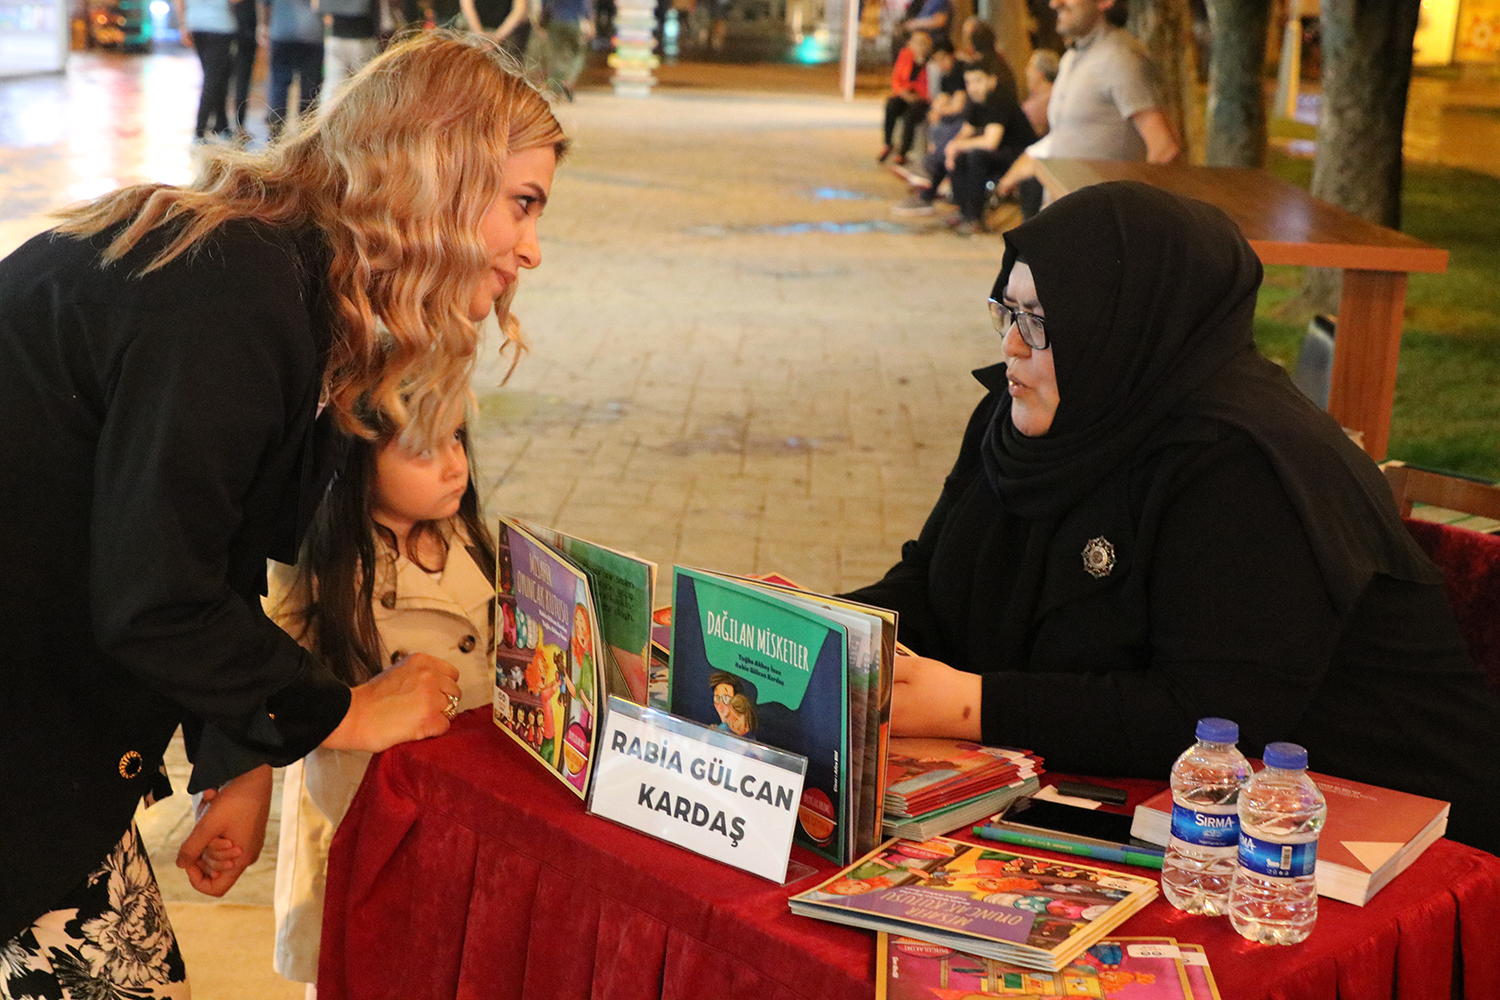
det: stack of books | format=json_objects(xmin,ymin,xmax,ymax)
[
  {"xmin": 883, "ymin": 738, "xmax": 1043, "ymax": 841},
  {"xmin": 789, "ymin": 836, "xmax": 1159, "ymax": 972},
  {"xmin": 1130, "ymin": 769, "xmax": 1449, "ymax": 906}
]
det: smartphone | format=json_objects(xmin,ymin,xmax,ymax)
[{"xmin": 996, "ymin": 797, "xmax": 1154, "ymax": 849}]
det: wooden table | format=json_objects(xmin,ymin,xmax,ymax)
[{"xmin": 1032, "ymin": 159, "xmax": 1449, "ymax": 461}]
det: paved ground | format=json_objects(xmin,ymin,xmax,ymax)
[{"xmin": 3, "ymin": 43, "xmax": 1497, "ymax": 999}]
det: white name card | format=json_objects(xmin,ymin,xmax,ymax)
[{"xmin": 587, "ymin": 697, "xmax": 808, "ymax": 883}]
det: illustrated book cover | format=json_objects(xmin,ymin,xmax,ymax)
[
  {"xmin": 667, "ymin": 567, "xmax": 895, "ymax": 865},
  {"xmin": 1130, "ymin": 768, "xmax": 1449, "ymax": 906},
  {"xmin": 511, "ymin": 517, "xmax": 656, "ymax": 705},
  {"xmin": 788, "ymin": 836, "xmax": 1158, "ymax": 971},
  {"xmin": 491, "ymin": 518, "xmax": 608, "ymax": 799},
  {"xmin": 877, "ymin": 934, "xmax": 1221, "ymax": 999}
]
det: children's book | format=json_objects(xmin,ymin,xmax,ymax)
[
  {"xmin": 741, "ymin": 576, "xmax": 898, "ymax": 860},
  {"xmin": 491, "ymin": 518, "xmax": 608, "ymax": 799},
  {"xmin": 788, "ymin": 837, "xmax": 1158, "ymax": 972},
  {"xmin": 882, "ymin": 738, "xmax": 1044, "ymax": 842},
  {"xmin": 512, "ymin": 517, "xmax": 657, "ymax": 705},
  {"xmin": 885, "ymin": 739, "xmax": 1044, "ymax": 818},
  {"xmin": 648, "ymin": 606, "xmax": 672, "ymax": 710},
  {"xmin": 667, "ymin": 567, "xmax": 895, "ymax": 865},
  {"xmin": 877, "ymin": 934, "xmax": 1221, "ymax": 999},
  {"xmin": 1130, "ymin": 766, "xmax": 1449, "ymax": 906},
  {"xmin": 884, "ymin": 776, "xmax": 1042, "ymax": 843}
]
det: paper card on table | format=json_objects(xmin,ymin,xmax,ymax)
[{"xmin": 587, "ymin": 697, "xmax": 808, "ymax": 883}]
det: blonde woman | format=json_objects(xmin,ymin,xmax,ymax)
[{"xmin": 0, "ymin": 31, "xmax": 566, "ymax": 998}]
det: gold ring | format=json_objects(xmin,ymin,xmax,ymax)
[{"xmin": 444, "ymin": 694, "xmax": 460, "ymax": 719}]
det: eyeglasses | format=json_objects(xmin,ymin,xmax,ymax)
[
  {"xmin": 713, "ymin": 693, "xmax": 734, "ymax": 706},
  {"xmin": 988, "ymin": 297, "xmax": 1049, "ymax": 351}
]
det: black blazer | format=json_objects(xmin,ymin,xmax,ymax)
[{"xmin": 0, "ymin": 219, "xmax": 351, "ymax": 939}]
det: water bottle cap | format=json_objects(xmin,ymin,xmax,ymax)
[
  {"xmin": 1263, "ymin": 742, "xmax": 1308, "ymax": 770},
  {"xmin": 1194, "ymin": 717, "xmax": 1238, "ymax": 743}
]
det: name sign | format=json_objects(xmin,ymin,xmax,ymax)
[{"xmin": 587, "ymin": 697, "xmax": 808, "ymax": 883}]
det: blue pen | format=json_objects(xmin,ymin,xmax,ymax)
[{"xmin": 972, "ymin": 823, "xmax": 1167, "ymax": 870}]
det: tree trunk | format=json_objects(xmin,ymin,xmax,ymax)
[
  {"xmin": 1297, "ymin": 0, "xmax": 1421, "ymax": 313},
  {"xmin": 1204, "ymin": 0, "xmax": 1271, "ymax": 167},
  {"xmin": 1311, "ymin": 0, "xmax": 1419, "ymax": 229},
  {"xmin": 992, "ymin": 0, "xmax": 1033, "ymax": 98},
  {"xmin": 1125, "ymin": 0, "xmax": 1198, "ymax": 162}
]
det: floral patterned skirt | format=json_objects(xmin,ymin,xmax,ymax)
[{"xmin": 1, "ymin": 823, "xmax": 189, "ymax": 1000}]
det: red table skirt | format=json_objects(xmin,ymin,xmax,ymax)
[{"xmin": 319, "ymin": 710, "xmax": 1500, "ymax": 1000}]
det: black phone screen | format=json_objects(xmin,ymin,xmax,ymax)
[{"xmin": 999, "ymin": 797, "xmax": 1145, "ymax": 846}]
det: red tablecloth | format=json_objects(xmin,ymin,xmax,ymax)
[{"xmin": 319, "ymin": 710, "xmax": 1500, "ymax": 1000}]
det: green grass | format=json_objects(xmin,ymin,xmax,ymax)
[{"xmin": 1252, "ymin": 149, "xmax": 1500, "ymax": 480}]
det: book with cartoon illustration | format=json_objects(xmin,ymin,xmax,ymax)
[
  {"xmin": 491, "ymin": 518, "xmax": 608, "ymax": 799},
  {"xmin": 788, "ymin": 837, "xmax": 1159, "ymax": 972},
  {"xmin": 877, "ymin": 934, "xmax": 1222, "ymax": 999},
  {"xmin": 666, "ymin": 567, "xmax": 895, "ymax": 865},
  {"xmin": 734, "ymin": 575, "xmax": 898, "ymax": 860},
  {"xmin": 511, "ymin": 517, "xmax": 656, "ymax": 706}
]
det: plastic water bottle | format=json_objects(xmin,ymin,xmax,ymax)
[
  {"xmin": 1161, "ymin": 717, "xmax": 1251, "ymax": 915},
  {"xmin": 1229, "ymin": 742, "xmax": 1327, "ymax": 944}
]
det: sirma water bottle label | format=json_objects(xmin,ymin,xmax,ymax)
[
  {"xmin": 1238, "ymin": 832, "xmax": 1318, "ymax": 879},
  {"xmin": 1168, "ymin": 802, "xmax": 1239, "ymax": 849}
]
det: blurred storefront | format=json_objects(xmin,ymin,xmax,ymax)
[
  {"xmin": 1428, "ymin": 0, "xmax": 1500, "ymax": 65},
  {"xmin": 0, "ymin": 0, "xmax": 69, "ymax": 74}
]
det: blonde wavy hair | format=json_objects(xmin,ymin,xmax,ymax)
[{"xmin": 54, "ymin": 30, "xmax": 568, "ymax": 449}]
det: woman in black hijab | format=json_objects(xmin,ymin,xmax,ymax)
[{"xmin": 847, "ymin": 181, "xmax": 1500, "ymax": 854}]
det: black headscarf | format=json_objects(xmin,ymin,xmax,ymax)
[{"xmin": 980, "ymin": 181, "xmax": 1437, "ymax": 612}]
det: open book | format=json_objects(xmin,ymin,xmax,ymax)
[
  {"xmin": 511, "ymin": 517, "xmax": 657, "ymax": 705},
  {"xmin": 490, "ymin": 518, "xmax": 655, "ymax": 798},
  {"xmin": 666, "ymin": 567, "xmax": 895, "ymax": 866}
]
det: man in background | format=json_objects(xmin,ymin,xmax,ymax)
[
  {"xmin": 896, "ymin": 56, "xmax": 1037, "ymax": 235},
  {"xmin": 996, "ymin": 0, "xmax": 1179, "ymax": 218}
]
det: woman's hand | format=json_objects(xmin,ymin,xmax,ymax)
[
  {"xmin": 321, "ymin": 652, "xmax": 462, "ymax": 753},
  {"xmin": 175, "ymin": 764, "xmax": 272, "ymax": 897},
  {"xmin": 891, "ymin": 654, "xmax": 983, "ymax": 740}
]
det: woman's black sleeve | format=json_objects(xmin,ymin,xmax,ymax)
[
  {"xmin": 843, "ymin": 391, "xmax": 1001, "ymax": 657},
  {"xmin": 89, "ymin": 245, "xmax": 349, "ymax": 790}
]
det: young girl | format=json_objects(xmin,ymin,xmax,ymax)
[{"xmin": 265, "ymin": 419, "xmax": 499, "ymax": 993}]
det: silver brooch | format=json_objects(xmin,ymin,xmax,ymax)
[{"xmin": 1082, "ymin": 537, "xmax": 1116, "ymax": 579}]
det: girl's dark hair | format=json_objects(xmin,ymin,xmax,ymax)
[{"xmin": 293, "ymin": 425, "xmax": 496, "ymax": 685}]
